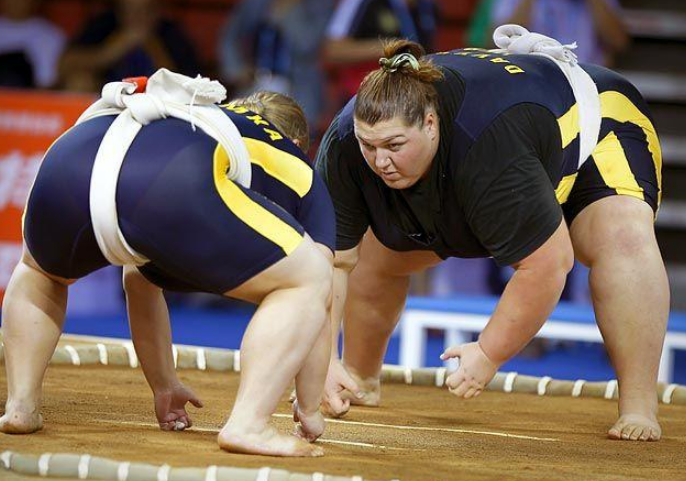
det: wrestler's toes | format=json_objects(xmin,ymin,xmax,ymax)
[
  {"xmin": 648, "ymin": 426, "xmax": 661, "ymax": 442},
  {"xmin": 607, "ymin": 424, "xmax": 622, "ymax": 440},
  {"xmin": 608, "ymin": 414, "xmax": 661, "ymax": 442},
  {"xmin": 628, "ymin": 425, "xmax": 642, "ymax": 441}
]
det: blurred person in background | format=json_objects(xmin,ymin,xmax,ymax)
[
  {"xmin": 324, "ymin": 0, "xmax": 437, "ymax": 107},
  {"xmin": 218, "ymin": 0, "xmax": 334, "ymax": 131},
  {"xmin": 493, "ymin": 0, "xmax": 629, "ymax": 65},
  {"xmin": 466, "ymin": 0, "xmax": 496, "ymax": 48},
  {"xmin": 59, "ymin": 0, "xmax": 199, "ymax": 92},
  {"xmin": 405, "ymin": 0, "xmax": 439, "ymax": 52},
  {"xmin": 0, "ymin": 0, "xmax": 65, "ymax": 88}
]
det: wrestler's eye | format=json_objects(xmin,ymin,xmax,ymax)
[
  {"xmin": 388, "ymin": 143, "xmax": 403, "ymax": 151},
  {"xmin": 361, "ymin": 142, "xmax": 375, "ymax": 151}
]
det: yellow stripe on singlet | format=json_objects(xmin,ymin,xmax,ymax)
[
  {"xmin": 599, "ymin": 90, "xmax": 662, "ymax": 202},
  {"xmin": 242, "ymin": 138, "xmax": 313, "ymax": 198},
  {"xmin": 592, "ymin": 131, "xmax": 644, "ymax": 201},
  {"xmin": 555, "ymin": 173, "xmax": 578, "ymax": 204},
  {"xmin": 557, "ymin": 103, "xmax": 579, "ymax": 149},
  {"xmin": 212, "ymin": 144, "xmax": 303, "ymax": 255}
]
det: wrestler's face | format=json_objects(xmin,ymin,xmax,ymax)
[{"xmin": 354, "ymin": 111, "xmax": 439, "ymax": 189}]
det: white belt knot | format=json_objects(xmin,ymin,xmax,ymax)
[
  {"xmin": 76, "ymin": 68, "xmax": 252, "ymax": 266},
  {"xmin": 493, "ymin": 24, "xmax": 601, "ymax": 169},
  {"xmin": 493, "ymin": 24, "xmax": 578, "ymax": 65}
]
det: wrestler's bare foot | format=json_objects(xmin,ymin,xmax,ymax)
[
  {"xmin": 608, "ymin": 413, "xmax": 661, "ymax": 441},
  {"xmin": 608, "ymin": 396, "xmax": 661, "ymax": 441},
  {"xmin": 218, "ymin": 424, "xmax": 324, "ymax": 457},
  {"xmin": 0, "ymin": 409, "xmax": 43, "ymax": 434}
]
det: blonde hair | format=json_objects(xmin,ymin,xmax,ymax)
[
  {"xmin": 227, "ymin": 91, "xmax": 310, "ymax": 151},
  {"xmin": 354, "ymin": 39, "xmax": 444, "ymax": 127}
]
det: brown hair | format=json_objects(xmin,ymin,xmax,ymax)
[
  {"xmin": 354, "ymin": 39, "xmax": 444, "ymax": 127},
  {"xmin": 227, "ymin": 91, "xmax": 310, "ymax": 151}
]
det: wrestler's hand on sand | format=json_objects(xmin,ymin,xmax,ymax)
[
  {"xmin": 322, "ymin": 359, "xmax": 365, "ymax": 418},
  {"xmin": 154, "ymin": 382, "xmax": 204, "ymax": 431},
  {"xmin": 441, "ymin": 342, "xmax": 499, "ymax": 399},
  {"xmin": 293, "ymin": 400, "xmax": 325, "ymax": 443}
]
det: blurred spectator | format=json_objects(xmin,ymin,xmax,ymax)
[
  {"xmin": 60, "ymin": 0, "xmax": 199, "ymax": 92},
  {"xmin": 0, "ymin": 0, "xmax": 65, "ymax": 88},
  {"xmin": 406, "ymin": 0, "xmax": 439, "ymax": 52},
  {"xmin": 218, "ymin": 0, "xmax": 334, "ymax": 128},
  {"xmin": 493, "ymin": 0, "xmax": 629, "ymax": 65},
  {"xmin": 324, "ymin": 0, "xmax": 437, "ymax": 105},
  {"xmin": 466, "ymin": 0, "xmax": 496, "ymax": 48}
]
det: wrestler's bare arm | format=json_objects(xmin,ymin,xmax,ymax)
[
  {"xmin": 122, "ymin": 266, "xmax": 202, "ymax": 431},
  {"xmin": 444, "ymin": 220, "xmax": 573, "ymax": 398}
]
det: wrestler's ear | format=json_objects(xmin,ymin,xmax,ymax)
[
  {"xmin": 292, "ymin": 139, "xmax": 302, "ymax": 148},
  {"xmin": 423, "ymin": 110, "xmax": 438, "ymax": 140}
]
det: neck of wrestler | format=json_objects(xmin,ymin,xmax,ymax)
[{"xmin": 354, "ymin": 108, "xmax": 440, "ymax": 190}]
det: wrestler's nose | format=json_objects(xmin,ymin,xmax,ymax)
[{"xmin": 375, "ymin": 150, "xmax": 392, "ymax": 169}]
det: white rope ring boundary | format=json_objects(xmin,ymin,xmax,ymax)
[
  {"xmin": 256, "ymin": 467, "xmax": 271, "ymax": 481},
  {"xmin": 97, "ymin": 343, "xmax": 109, "ymax": 365},
  {"xmin": 537, "ymin": 376, "xmax": 552, "ymax": 396},
  {"xmin": 435, "ymin": 367, "xmax": 447, "ymax": 387},
  {"xmin": 64, "ymin": 345, "xmax": 81, "ymax": 366},
  {"xmin": 38, "ymin": 453, "xmax": 52, "ymax": 477},
  {"xmin": 571, "ymin": 380, "xmax": 586, "ymax": 398},
  {"xmin": 117, "ymin": 461, "xmax": 130, "ymax": 481},
  {"xmin": 2, "ymin": 341, "xmax": 684, "ymax": 405},
  {"xmin": 196, "ymin": 348, "xmax": 207, "ymax": 371},
  {"xmin": 204, "ymin": 465, "xmax": 218, "ymax": 481},
  {"xmin": 233, "ymin": 350, "xmax": 241, "ymax": 372},
  {"xmin": 663, "ymin": 384, "xmax": 678, "ymax": 404},
  {"xmin": 403, "ymin": 368, "xmax": 413, "ymax": 385},
  {"xmin": 157, "ymin": 464, "xmax": 171, "ymax": 481},
  {"xmin": 503, "ymin": 372, "xmax": 518, "ymax": 393},
  {"xmin": 604, "ymin": 380, "xmax": 618, "ymax": 400},
  {"xmin": 0, "ymin": 450, "xmax": 381, "ymax": 481},
  {"xmin": 1, "ymin": 451, "xmax": 12, "ymax": 470},
  {"xmin": 77, "ymin": 454, "xmax": 91, "ymax": 480},
  {"xmin": 123, "ymin": 342, "xmax": 138, "ymax": 369}
]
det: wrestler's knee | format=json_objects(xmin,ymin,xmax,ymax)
[{"xmin": 298, "ymin": 245, "xmax": 333, "ymax": 318}]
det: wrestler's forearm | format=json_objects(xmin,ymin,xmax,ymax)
[
  {"xmin": 330, "ymin": 267, "xmax": 349, "ymax": 358},
  {"xmin": 479, "ymin": 221, "xmax": 573, "ymax": 365},
  {"xmin": 123, "ymin": 269, "xmax": 178, "ymax": 392},
  {"xmin": 479, "ymin": 263, "xmax": 567, "ymax": 364},
  {"xmin": 331, "ymin": 247, "xmax": 360, "ymax": 359}
]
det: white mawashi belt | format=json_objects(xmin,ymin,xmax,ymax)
[
  {"xmin": 74, "ymin": 68, "xmax": 251, "ymax": 267},
  {"xmin": 493, "ymin": 24, "xmax": 601, "ymax": 169}
]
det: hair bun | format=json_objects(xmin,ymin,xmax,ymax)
[{"xmin": 379, "ymin": 52, "xmax": 420, "ymax": 73}]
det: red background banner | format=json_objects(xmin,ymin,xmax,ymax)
[{"xmin": 0, "ymin": 89, "xmax": 94, "ymax": 302}]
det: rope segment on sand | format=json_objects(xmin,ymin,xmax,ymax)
[{"xmin": 0, "ymin": 340, "xmax": 684, "ymax": 405}]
